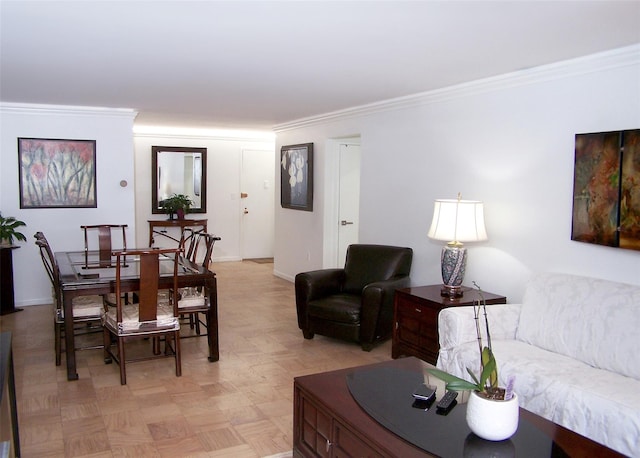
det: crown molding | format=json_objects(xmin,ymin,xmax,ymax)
[
  {"xmin": 133, "ymin": 126, "xmax": 275, "ymax": 142},
  {"xmin": 0, "ymin": 102, "xmax": 138, "ymax": 119},
  {"xmin": 274, "ymin": 44, "xmax": 640, "ymax": 132}
]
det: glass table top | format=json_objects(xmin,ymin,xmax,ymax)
[{"xmin": 346, "ymin": 365, "xmax": 564, "ymax": 458}]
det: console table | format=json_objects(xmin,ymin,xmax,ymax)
[
  {"xmin": 148, "ymin": 219, "xmax": 207, "ymax": 247},
  {"xmin": 0, "ymin": 246, "xmax": 23, "ymax": 316},
  {"xmin": 0, "ymin": 332, "xmax": 20, "ymax": 457},
  {"xmin": 392, "ymin": 285, "xmax": 506, "ymax": 364},
  {"xmin": 293, "ymin": 357, "xmax": 622, "ymax": 457}
]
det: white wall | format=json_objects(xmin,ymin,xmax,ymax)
[
  {"xmin": 273, "ymin": 45, "xmax": 640, "ymax": 303},
  {"xmin": 0, "ymin": 104, "xmax": 137, "ymax": 306},
  {"xmin": 133, "ymin": 131, "xmax": 275, "ymax": 261}
]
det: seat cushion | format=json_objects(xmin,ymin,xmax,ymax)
[
  {"xmin": 308, "ymin": 294, "xmax": 361, "ymax": 324},
  {"xmin": 178, "ymin": 296, "xmax": 206, "ymax": 309},
  {"xmin": 103, "ymin": 303, "xmax": 179, "ymax": 335},
  {"xmin": 57, "ymin": 294, "xmax": 104, "ymax": 319}
]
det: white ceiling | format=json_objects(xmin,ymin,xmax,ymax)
[{"xmin": 1, "ymin": 1, "xmax": 639, "ymax": 130}]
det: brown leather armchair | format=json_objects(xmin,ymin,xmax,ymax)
[{"xmin": 295, "ymin": 244, "xmax": 413, "ymax": 351}]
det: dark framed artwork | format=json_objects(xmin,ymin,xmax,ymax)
[
  {"xmin": 571, "ymin": 129, "xmax": 640, "ymax": 251},
  {"xmin": 18, "ymin": 138, "xmax": 97, "ymax": 208},
  {"xmin": 281, "ymin": 143, "xmax": 313, "ymax": 211}
]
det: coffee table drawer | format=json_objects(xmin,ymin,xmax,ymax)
[{"xmin": 333, "ymin": 421, "xmax": 383, "ymax": 458}]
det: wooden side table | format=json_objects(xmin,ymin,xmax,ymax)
[{"xmin": 392, "ymin": 285, "xmax": 506, "ymax": 364}]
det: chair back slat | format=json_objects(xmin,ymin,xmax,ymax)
[
  {"xmin": 81, "ymin": 224, "xmax": 128, "ymax": 268},
  {"xmin": 183, "ymin": 232, "xmax": 220, "ymax": 268},
  {"xmin": 97, "ymin": 226, "xmax": 113, "ymax": 264},
  {"xmin": 112, "ymin": 248, "xmax": 181, "ymax": 323},
  {"xmin": 138, "ymin": 253, "xmax": 160, "ymax": 322}
]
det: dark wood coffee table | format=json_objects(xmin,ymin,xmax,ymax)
[{"xmin": 293, "ymin": 357, "xmax": 623, "ymax": 457}]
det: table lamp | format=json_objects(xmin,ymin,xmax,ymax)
[{"xmin": 428, "ymin": 193, "xmax": 487, "ymax": 298}]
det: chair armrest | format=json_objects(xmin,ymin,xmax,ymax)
[
  {"xmin": 360, "ymin": 276, "xmax": 411, "ymax": 343},
  {"xmin": 295, "ymin": 269, "xmax": 345, "ymax": 329},
  {"xmin": 438, "ymin": 304, "xmax": 522, "ymax": 352},
  {"xmin": 295, "ymin": 269, "xmax": 344, "ymax": 301}
]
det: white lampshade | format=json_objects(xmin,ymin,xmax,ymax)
[{"xmin": 428, "ymin": 198, "xmax": 488, "ymax": 243}]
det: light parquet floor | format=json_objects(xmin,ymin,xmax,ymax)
[{"xmin": 1, "ymin": 261, "xmax": 393, "ymax": 457}]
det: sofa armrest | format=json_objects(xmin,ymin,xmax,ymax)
[{"xmin": 437, "ymin": 304, "xmax": 522, "ymax": 368}]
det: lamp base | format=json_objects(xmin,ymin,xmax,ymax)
[
  {"xmin": 441, "ymin": 285, "xmax": 464, "ymax": 298},
  {"xmin": 440, "ymin": 244, "xmax": 467, "ymax": 299}
]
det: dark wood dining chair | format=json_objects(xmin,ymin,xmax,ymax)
[
  {"xmin": 177, "ymin": 232, "xmax": 220, "ymax": 336},
  {"xmin": 102, "ymin": 247, "xmax": 182, "ymax": 385},
  {"xmin": 81, "ymin": 224, "xmax": 132, "ymax": 305},
  {"xmin": 81, "ymin": 224, "xmax": 128, "ymax": 269},
  {"xmin": 34, "ymin": 232, "xmax": 104, "ymax": 366}
]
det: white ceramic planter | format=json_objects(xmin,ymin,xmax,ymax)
[{"xmin": 466, "ymin": 391, "xmax": 519, "ymax": 441}]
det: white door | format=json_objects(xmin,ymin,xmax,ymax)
[
  {"xmin": 337, "ymin": 143, "xmax": 361, "ymax": 264},
  {"xmin": 241, "ymin": 149, "xmax": 275, "ymax": 259}
]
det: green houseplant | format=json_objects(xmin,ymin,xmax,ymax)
[
  {"xmin": 160, "ymin": 194, "xmax": 193, "ymax": 220},
  {"xmin": 0, "ymin": 213, "xmax": 27, "ymax": 246}
]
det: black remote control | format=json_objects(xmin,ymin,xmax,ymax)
[{"xmin": 436, "ymin": 390, "xmax": 458, "ymax": 414}]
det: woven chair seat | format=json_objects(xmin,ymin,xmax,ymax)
[{"xmin": 102, "ymin": 303, "xmax": 179, "ymax": 335}]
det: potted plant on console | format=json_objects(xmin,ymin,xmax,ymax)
[
  {"xmin": 427, "ymin": 282, "xmax": 518, "ymax": 441},
  {"xmin": 160, "ymin": 194, "xmax": 193, "ymax": 220},
  {"xmin": 0, "ymin": 213, "xmax": 27, "ymax": 246}
]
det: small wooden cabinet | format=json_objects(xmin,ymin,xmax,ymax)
[{"xmin": 392, "ymin": 285, "xmax": 506, "ymax": 364}]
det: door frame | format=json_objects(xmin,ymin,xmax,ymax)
[{"xmin": 323, "ymin": 136, "xmax": 361, "ymax": 268}]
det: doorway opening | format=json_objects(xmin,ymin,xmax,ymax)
[{"xmin": 323, "ymin": 136, "xmax": 361, "ymax": 267}]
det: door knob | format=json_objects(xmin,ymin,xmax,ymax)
[{"xmin": 341, "ymin": 220, "xmax": 354, "ymax": 226}]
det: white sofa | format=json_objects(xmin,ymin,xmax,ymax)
[{"xmin": 437, "ymin": 272, "xmax": 640, "ymax": 457}]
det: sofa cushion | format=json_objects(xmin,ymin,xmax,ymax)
[
  {"xmin": 516, "ymin": 272, "xmax": 640, "ymax": 381},
  {"xmin": 443, "ymin": 339, "xmax": 640, "ymax": 457}
]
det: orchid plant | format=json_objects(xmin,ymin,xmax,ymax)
[{"xmin": 427, "ymin": 281, "xmax": 506, "ymax": 400}]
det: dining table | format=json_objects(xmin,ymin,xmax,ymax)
[{"xmin": 56, "ymin": 249, "xmax": 219, "ymax": 381}]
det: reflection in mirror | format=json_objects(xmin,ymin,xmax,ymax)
[{"xmin": 152, "ymin": 146, "xmax": 207, "ymax": 214}]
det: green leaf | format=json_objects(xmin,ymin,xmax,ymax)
[
  {"xmin": 426, "ymin": 368, "xmax": 465, "ymax": 383},
  {"xmin": 427, "ymin": 368, "xmax": 479, "ymax": 392},
  {"xmin": 444, "ymin": 380, "xmax": 478, "ymax": 391},
  {"xmin": 466, "ymin": 367, "xmax": 480, "ymax": 386},
  {"xmin": 479, "ymin": 347, "xmax": 497, "ymax": 389}
]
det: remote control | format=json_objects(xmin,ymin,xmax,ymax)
[{"xmin": 436, "ymin": 390, "xmax": 458, "ymax": 413}]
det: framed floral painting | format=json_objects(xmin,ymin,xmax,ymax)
[
  {"xmin": 18, "ymin": 138, "xmax": 97, "ymax": 208},
  {"xmin": 281, "ymin": 143, "xmax": 313, "ymax": 211}
]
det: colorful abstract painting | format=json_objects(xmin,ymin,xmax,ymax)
[
  {"xmin": 18, "ymin": 138, "xmax": 97, "ymax": 208},
  {"xmin": 572, "ymin": 129, "xmax": 640, "ymax": 251}
]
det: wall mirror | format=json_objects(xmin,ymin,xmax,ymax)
[{"xmin": 152, "ymin": 146, "xmax": 207, "ymax": 214}]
